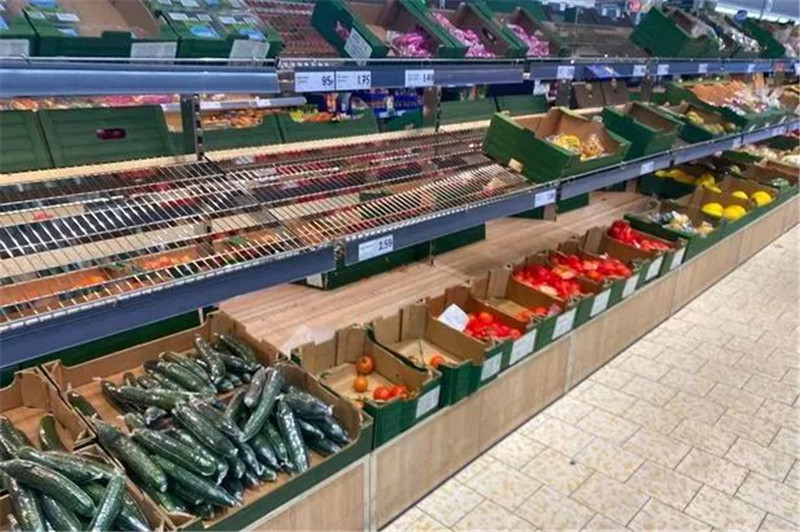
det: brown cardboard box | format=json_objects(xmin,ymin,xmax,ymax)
[
  {"xmin": 515, "ymin": 108, "xmax": 624, "ymax": 156},
  {"xmin": 601, "ymin": 80, "xmax": 629, "ymax": 106},
  {"xmin": 572, "ymin": 82, "xmax": 605, "ymax": 109}
]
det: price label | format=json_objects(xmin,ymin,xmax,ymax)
[
  {"xmin": 656, "ymin": 64, "xmax": 670, "ymax": 76},
  {"xmin": 795, "ymin": 63, "xmax": 800, "ymax": 75},
  {"xmin": 556, "ymin": 65, "xmax": 576, "ymax": 80},
  {"xmin": 746, "ymin": 63, "xmax": 756, "ymax": 73},
  {"xmin": 732, "ymin": 137, "xmax": 743, "ymax": 149},
  {"xmin": 357, "ymin": 234, "xmax": 394, "ymax": 262},
  {"xmin": 405, "ymin": 69, "xmax": 435, "ymax": 88},
  {"xmin": 590, "ymin": 289, "xmax": 612, "ymax": 317},
  {"xmin": 698, "ymin": 63, "xmax": 708, "ymax": 74},
  {"xmin": 509, "ymin": 329, "xmax": 537, "ymax": 366},
  {"xmin": 0, "ymin": 39, "xmax": 30, "ymax": 57},
  {"xmin": 533, "ymin": 79, "xmax": 550, "ymax": 96},
  {"xmin": 294, "ymin": 71, "xmax": 335, "ymax": 93},
  {"xmin": 415, "ymin": 386, "xmax": 440, "ymax": 419},
  {"xmin": 437, "ymin": 304, "xmax": 469, "ymax": 332},
  {"xmin": 669, "ymin": 247, "xmax": 686, "ymax": 270},
  {"xmin": 480, "ymin": 354, "xmax": 502, "ymax": 382},
  {"xmin": 335, "ymin": 71, "xmax": 371, "ymax": 91},
  {"xmin": 632, "ymin": 64, "xmax": 647, "ymax": 77},
  {"xmin": 645, "ymin": 256, "xmax": 664, "ymax": 281},
  {"xmin": 640, "ymin": 161, "xmax": 655, "ymax": 175},
  {"xmin": 229, "ymin": 39, "xmax": 269, "ymax": 59},
  {"xmin": 559, "ymin": 2, "xmax": 566, "ymax": 10},
  {"xmin": 130, "ymin": 41, "xmax": 177, "ymax": 59},
  {"xmin": 305, "ymin": 274, "xmax": 324, "ymax": 288},
  {"xmin": 534, "ymin": 189, "xmax": 557, "ymax": 208},
  {"xmin": 203, "ymin": 101, "xmax": 223, "ymax": 110},
  {"xmin": 553, "ymin": 308, "xmax": 576, "ymax": 339},
  {"xmin": 344, "ymin": 29, "xmax": 372, "ymax": 58},
  {"xmin": 622, "ymin": 275, "xmax": 638, "ymax": 299}
]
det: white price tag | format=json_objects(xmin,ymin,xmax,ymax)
[
  {"xmin": 405, "ymin": 69, "xmax": 435, "ymax": 88},
  {"xmin": 590, "ymin": 289, "xmax": 611, "ymax": 317},
  {"xmin": 552, "ymin": 308, "xmax": 576, "ymax": 339},
  {"xmin": 645, "ymin": 256, "xmax": 664, "ymax": 281},
  {"xmin": 559, "ymin": 3, "xmax": 566, "ymax": 11},
  {"xmin": 168, "ymin": 12, "xmax": 189, "ymax": 21},
  {"xmin": 0, "ymin": 39, "xmax": 30, "ymax": 57},
  {"xmin": 656, "ymin": 64, "xmax": 670, "ymax": 76},
  {"xmin": 732, "ymin": 137, "xmax": 742, "ymax": 149},
  {"xmin": 632, "ymin": 64, "xmax": 647, "ymax": 77},
  {"xmin": 480, "ymin": 354, "xmax": 502, "ymax": 382},
  {"xmin": 698, "ymin": 63, "xmax": 708, "ymax": 74},
  {"xmin": 746, "ymin": 63, "xmax": 756, "ymax": 73},
  {"xmin": 622, "ymin": 275, "xmax": 638, "ymax": 299},
  {"xmin": 230, "ymin": 39, "xmax": 269, "ymax": 59},
  {"xmin": 305, "ymin": 274, "xmax": 324, "ymax": 288},
  {"xmin": 203, "ymin": 101, "xmax": 223, "ymax": 110},
  {"xmin": 669, "ymin": 247, "xmax": 686, "ymax": 270},
  {"xmin": 795, "ymin": 63, "xmax": 800, "ymax": 75},
  {"xmin": 437, "ymin": 304, "xmax": 469, "ymax": 332},
  {"xmin": 357, "ymin": 234, "xmax": 394, "ymax": 262},
  {"xmin": 640, "ymin": 161, "xmax": 655, "ymax": 175},
  {"xmin": 344, "ymin": 29, "xmax": 372, "ymax": 58},
  {"xmin": 56, "ymin": 12, "xmax": 79, "ymax": 22},
  {"xmin": 556, "ymin": 65, "xmax": 575, "ymax": 80},
  {"xmin": 294, "ymin": 71, "xmax": 335, "ymax": 93},
  {"xmin": 130, "ymin": 41, "xmax": 177, "ymax": 59},
  {"xmin": 335, "ymin": 70, "xmax": 371, "ymax": 91},
  {"xmin": 415, "ymin": 386, "xmax": 440, "ymax": 419},
  {"xmin": 534, "ymin": 189, "xmax": 557, "ymax": 208},
  {"xmin": 509, "ymin": 329, "xmax": 537, "ymax": 366},
  {"xmin": 533, "ymin": 79, "xmax": 549, "ymax": 96}
]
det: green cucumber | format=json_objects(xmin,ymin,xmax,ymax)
[
  {"xmin": 241, "ymin": 469, "xmax": 260, "ymax": 489},
  {"xmin": 216, "ymin": 378, "xmax": 234, "ymax": 393},
  {"xmin": 41, "ymin": 495, "xmax": 82, "ymax": 532},
  {"xmin": 140, "ymin": 485, "xmax": 188, "ymax": 515},
  {"xmin": 241, "ymin": 372, "xmax": 252, "ymax": 384},
  {"xmin": 160, "ymin": 352, "xmax": 212, "ymax": 384},
  {"xmin": 38, "ymin": 415, "xmax": 67, "ymax": 452},
  {"xmin": 93, "ymin": 421, "xmax": 167, "ymax": 494},
  {"xmin": 13, "ymin": 426, "xmax": 34, "ymax": 448},
  {"xmin": 151, "ymin": 456, "xmax": 238, "ymax": 508},
  {"xmin": 0, "ymin": 460, "xmax": 95, "ymax": 517},
  {"xmin": 242, "ymin": 367, "xmax": 283, "ymax": 441},
  {"xmin": 224, "ymin": 390, "xmax": 246, "ymax": 423},
  {"xmin": 192, "ymin": 402, "xmax": 246, "ymax": 443},
  {"xmin": 88, "ymin": 475, "xmax": 125, "ymax": 532},
  {"xmin": 148, "ymin": 361, "xmax": 216, "ymax": 395},
  {"xmin": 3, "ymin": 473, "xmax": 46, "ymax": 532},
  {"xmin": 243, "ymin": 367, "xmax": 266, "ymax": 408},
  {"xmin": 258, "ymin": 466, "xmax": 277, "ymax": 483},
  {"xmin": 193, "ymin": 336, "xmax": 226, "ymax": 384},
  {"xmin": 314, "ymin": 414, "xmax": 350, "ymax": 446},
  {"xmin": 228, "ymin": 373, "xmax": 243, "ymax": 387},
  {"xmin": 134, "ymin": 375, "xmax": 161, "ymax": 390},
  {"xmin": 116, "ymin": 385, "xmax": 196, "ymax": 410},
  {"xmin": 144, "ymin": 370, "xmax": 186, "ymax": 392},
  {"xmin": 67, "ymin": 391, "xmax": 100, "ymax": 419},
  {"xmin": 295, "ymin": 418, "xmax": 325, "ymax": 441},
  {"xmin": 193, "ymin": 502, "xmax": 215, "ymax": 520},
  {"xmin": 84, "ymin": 483, "xmax": 149, "ymax": 532},
  {"xmin": 0, "ymin": 416, "xmax": 24, "ymax": 458},
  {"xmin": 101, "ymin": 380, "xmax": 137, "ymax": 414},
  {"xmin": 308, "ymin": 437, "xmax": 342, "ymax": 457},
  {"xmin": 144, "ymin": 407, "xmax": 168, "ymax": 427},
  {"xmin": 283, "ymin": 390, "xmax": 332, "ymax": 420},
  {"xmin": 263, "ymin": 422, "xmax": 292, "ymax": 472},
  {"xmin": 16, "ymin": 446, "xmax": 118, "ymax": 483},
  {"xmin": 276, "ymin": 400, "xmax": 310, "ymax": 474},
  {"xmin": 227, "ymin": 455, "xmax": 245, "ymax": 479},
  {"xmin": 173, "ymin": 405, "xmax": 237, "ymax": 458},
  {"xmin": 222, "ymin": 478, "xmax": 244, "ymax": 502},
  {"xmin": 122, "ymin": 372, "xmax": 139, "ymax": 388},
  {"xmin": 249, "ymin": 433, "xmax": 280, "ymax": 471},
  {"xmin": 124, "ymin": 413, "xmax": 147, "ymax": 432},
  {"xmin": 233, "ymin": 440, "xmax": 263, "ymax": 477},
  {"xmin": 217, "ymin": 334, "xmax": 259, "ymax": 365},
  {"xmin": 132, "ymin": 428, "xmax": 217, "ymax": 477},
  {"xmin": 165, "ymin": 428, "xmax": 228, "ymax": 484},
  {"xmin": 217, "ymin": 351, "xmax": 259, "ymax": 375}
]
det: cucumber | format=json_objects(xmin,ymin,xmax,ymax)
[
  {"xmin": 140, "ymin": 485, "xmax": 188, "ymax": 515},
  {"xmin": 283, "ymin": 390, "xmax": 332, "ymax": 420},
  {"xmin": 0, "ymin": 460, "xmax": 95, "ymax": 517},
  {"xmin": 193, "ymin": 336, "xmax": 226, "ymax": 384},
  {"xmin": 143, "ymin": 407, "xmax": 168, "ymax": 427},
  {"xmin": 67, "ymin": 391, "xmax": 100, "ymax": 419},
  {"xmin": 93, "ymin": 421, "xmax": 167, "ymax": 494},
  {"xmin": 233, "ymin": 440, "xmax": 263, "ymax": 478},
  {"xmin": 7, "ymin": 513, "xmax": 22, "ymax": 532},
  {"xmin": 217, "ymin": 334, "xmax": 259, "ymax": 365},
  {"xmin": 165, "ymin": 428, "xmax": 228, "ymax": 484},
  {"xmin": 259, "ymin": 466, "xmax": 277, "ymax": 483},
  {"xmin": 276, "ymin": 400, "xmax": 310, "ymax": 474},
  {"xmin": 314, "ymin": 414, "xmax": 350, "ymax": 446},
  {"xmin": 263, "ymin": 422, "xmax": 292, "ymax": 472},
  {"xmin": 0, "ymin": 416, "xmax": 24, "ymax": 457},
  {"xmin": 87, "ymin": 475, "xmax": 125, "ymax": 532},
  {"xmin": 41, "ymin": 495, "xmax": 82, "ymax": 532},
  {"xmin": 132, "ymin": 428, "xmax": 217, "ymax": 477},
  {"xmin": 216, "ymin": 378, "xmax": 234, "ymax": 393},
  {"xmin": 149, "ymin": 361, "xmax": 216, "ymax": 395},
  {"xmin": 249, "ymin": 433, "xmax": 280, "ymax": 471},
  {"xmin": 193, "ymin": 502, "xmax": 215, "ymax": 520},
  {"xmin": 150, "ymin": 456, "xmax": 238, "ymax": 508},
  {"xmin": 16, "ymin": 446, "xmax": 119, "ymax": 483},
  {"xmin": 134, "ymin": 375, "xmax": 160, "ymax": 390},
  {"xmin": 122, "ymin": 372, "xmax": 139, "ymax": 388},
  {"xmin": 101, "ymin": 380, "xmax": 137, "ymax": 414},
  {"xmin": 242, "ymin": 367, "xmax": 283, "ymax": 441},
  {"xmin": 227, "ymin": 455, "xmax": 245, "ymax": 479},
  {"xmin": 123, "ymin": 413, "xmax": 147, "ymax": 432},
  {"xmin": 3, "ymin": 473, "xmax": 46, "ymax": 532},
  {"xmin": 217, "ymin": 351, "xmax": 259, "ymax": 375},
  {"xmin": 224, "ymin": 390, "xmax": 246, "ymax": 423},
  {"xmin": 241, "ymin": 469, "xmax": 260, "ymax": 489},
  {"xmin": 116, "ymin": 385, "xmax": 196, "ymax": 410},
  {"xmin": 144, "ymin": 370, "xmax": 186, "ymax": 392},
  {"xmin": 222, "ymin": 478, "xmax": 244, "ymax": 502},
  {"xmin": 295, "ymin": 418, "xmax": 326, "ymax": 441},
  {"xmin": 308, "ymin": 437, "xmax": 342, "ymax": 457},
  {"xmin": 38, "ymin": 415, "xmax": 67, "ymax": 452},
  {"xmin": 84, "ymin": 483, "xmax": 149, "ymax": 532},
  {"xmin": 192, "ymin": 402, "xmax": 246, "ymax": 443},
  {"xmin": 243, "ymin": 367, "xmax": 266, "ymax": 408},
  {"xmin": 228, "ymin": 373, "xmax": 243, "ymax": 387},
  {"xmin": 13, "ymin": 426, "xmax": 34, "ymax": 448},
  {"xmin": 241, "ymin": 372, "xmax": 252, "ymax": 384},
  {"xmin": 160, "ymin": 352, "xmax": 211, "ymax": 384},
  {"xmin": 173, "ymin": 405, "xmax": 237, "ymax": 458}
]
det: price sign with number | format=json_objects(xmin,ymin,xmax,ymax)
[
  {"xmin": 556, "ymin": 65, "xmax": 575, "ymax": 80},
  {"xmin": 746, "ymin": 63, "xmax": 756, "ymax": 73},
  {"xmin": 632, "ymin": 64, "xmax": 647, "ymax": 77},
  {"xmin": 294, "ymin": 71, "xmax": 335, "ymax": 93},
  {"xmin": 698, "ymin": 63, "xmax": 708, "ymax": 74},
  {"xmin": 656, "ymin": 64, "xmax": 670, "ymax": 76},
  {"xmin": 335, "ymin": 71, "xmax": 371, "ymax": 91},
  {"xmin": 640, "ymin": 161, "xmax": 655, "ymax": 175},
  {"xmin": 358, "ymin": 234, "xmax": 394, "ymax": 262},
  {"xmin": 534, "ymin": 189, "xmax": 557, "ymax": 208},
  {"xmin": 405, "ymin": 69, "xmax": 435, "ymax": 88}
]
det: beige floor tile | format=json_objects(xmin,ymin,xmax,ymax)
[
  {"xmin": 756, "ymin": 400, "xmax": 800, "ymax": 432},
  {"xmin": 544, "ymin": 396, "xmax": 596, "ymax": 425},
  {"xmin": 628, "ymin": 499, "xmax": 711, "ymax": 532},
  {"xmin": 693, "ymin": 341, "xmax": 745, "ymax": 365},
  {"xmin": 716, "ymin": 410, "xmax": 781, "ymax": 447},
  {"xmin": 676, "ymin": 448, "xmax": 748, "ymax": 495},
  {"xmin": 686, "ymin": 486, "xmax": 765, "ymax": 531},
  {"xmin": 744, "ymin": 375, "xmax": 799, "ymax": 406},
  {"xmin": 785, "ymin": 461, "xmax": 799, "ymax": 490},
  {"xmin": 726, "ymin": 439, "xmax": 795, "ymax": 481},
  {"xmin": 770, "ymin": 428, "xmax": 800, "ymax": 460},
  {"xmin": 454, "ymin": 454, "xmax": 497, "ymax": 484},
  {"xmin": 577, "ymin": 409, "xmax": 641, "ymax": 445},
  {"xmin": 579, "ymin": 383, "xmax": 638, "ymax": 416},
  {"xmin": 621, "ymin": 376, "xmax": 678, "ymax": 406},
  {"xmin": 616, "ymin": 356, "xmax": 672, "ymax": 381},
  {"xmin": 516, "ymin": 414, "xmax": 550, "ymax": 440},
  {"xmin": 577, "ymin": 438, "xmax": 646, "ymax": 483},
  {"xmin": 664, "ymin": 391, "xmax": 728, "ymax": 426},
  {"xmin": 489, "ymin": 432, "xmax": 546, "ymax": 468},
  {"xmin": 582, "ymin": 513, "xmax": 628, "ymax": 531},
  {"xmin": 409, "ymin": 513, "xmax": 452, "ymax": 532},
  {"xmin": 521, "ymin": 447, "xmax": 593, "ymax": 495},
  {"xmin": 572, "ymin": 473, "xmax": 649, "ymax": 525},
  {"xmin": 528, "ymin": 418, "xmax": 595, "ymax": 458},
  {"xmin": 466, "ymin": 462, "xmax": 542, "ymax": 512},
  {"xmin": 782, "ymin": 368, "xmax": 799, "ymax": 387},
  {"xmin": 515, "ymin": 486, "xmax": 595, "ymax": 530},
  {"xmin": 453, "ymin": 500, "xmax": 534, "ymax": 532},
  {"xmin": 660, "ymin": 368, "xmax": 716, "ymax": 397},
  {"xmin": 417, "ymin": 478, "xmax": 485, "ymax": 526},
  {"xmin": 696, "ymin": 361, "xmax": 752, "ymax": 389},
  {"xmin": 648, "ymin": 330, "xmax": 701, "ymax": 353},
  {"xmin": 386, "ymin": 507, "xmax": 426, "ymax": 532},
  {"xmin": 671, "ymin": 418, "xmax": 738, "ymax": 457},
  {"xmin": 655, "ymin": 349, "xmax": 707, "ymax": 374},
  {"xmin": 590, "ymin": 366, "xmax": 636, "ymax": 390},
  {"xmin": 736, "ymin": 358, "xmax": 790, "ymax": 382},
  {"xmin": 759, "ymin": 513, "xmax": 798, "ymax": 531},
  {"xmin": 626, "ymin": 461, "xmax": 701, "ymax": 509},
  {"xmin": 622, "ymin": 339, "xmax": 667, "ymax": 360},
  {"xmin": 620, "ymin": 399, "xmax": 683, "ymax": 434},
  {"xmin": 624, "ymin": 428, "xmax": 692, "ymax": 469},
  {"xmin": 706, "ymin": 383, "xmax": 766, "ymax": 415},
  {"xmin": 737, "ymin": 473, "xmax": 800, "ymax": 525}
]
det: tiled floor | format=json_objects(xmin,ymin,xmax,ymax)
[{"xmin": 385, "ymin": 227, "xmax": 799, "ymax": 532}]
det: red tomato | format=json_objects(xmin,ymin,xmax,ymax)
[
  {"xmin": 373, "ymin": 386, "xmax": 391, "ymax": 401},
  {"xmin": 429, "ymin": 354, "xmax": 446, "ymax": 369},
  {"xmin": 509, "ymin": 329, "xmax": 522, "ymax": 340},
  {"xmin": 389, "ymin": 385, "xmax": 408, "ymax": 398},
  {"xmin": 478, "ymin": 311, "xmax": 494, "ymax": 325},
  {"xmin": 355, "ymin": 355, "xmax": 374, "ymax": 375}
]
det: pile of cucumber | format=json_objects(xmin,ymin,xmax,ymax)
[
  {"xmin": 65, "ymin": 334, "xmax": 351, "ymax": 522},
  {"xmin": 0, "ymin": 415, "xmax": 151, "ymax": 532}
]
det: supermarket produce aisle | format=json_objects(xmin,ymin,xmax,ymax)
[{"xmin": 385, "ymin": 228, "xmax": 799, "ymax": 532}]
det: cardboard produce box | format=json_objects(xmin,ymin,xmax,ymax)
[
  {"xmin": 655, "ymin": 103, "xmax": 739, "ymax": 144},
  {"xmin": 604, "ymin": 220, "xmax": 687, "ymax": 279},
  {"xmin": 0, "ymin": 0, "xmax": 37, "ymax": 57},
  {"xmin": 491, "ymin": 5, "xmax": 569, "ymax": 57},
  {"xmin": 311, "ymin": 0, "xmax": 467, "ymax": 59},
  {"xmin": 665, "ymin": 81, "xmax": 768, "ymax": 132},
  {"xmin": 431, "ymin": 1, "xmax": 527, "ymax": 58},
  {"xmin": 483, "ymin": 107, "xmax": 630, "ymax": 183},
  {"xmin": 22, "ymin": 0, "xmax": 179, "ymax": 57},
  {"xmin": 371, "ymin": 302, "xmax": 503, "ymax": 407},
  {"xmin": 293, "ymin": 325, "xmax": 440, "ymax": 448},
  {"xmin": 571, "ymin": 82, "xmax": 605, "ymax": 109},
  {"xmin": 601, "ymin": 79, "xmax": 629, "ymax": 106},
  {"xmin": 718, "ymin": 175, "xmax": 779, "ymax": 218},
  {"xmin": 742, "ymin": 163, "xmax": 799, "ymax": 204},
  {"xmin": 602, "ymin": 102, "xmax": 683, "ymax": 160},
  {"xmin": 629, "ymin": 7, "xmax": 719, "ymax": 58},
  {"xmin": 676, "ymin": 186, "xmax": 754, "ymax": 238}
]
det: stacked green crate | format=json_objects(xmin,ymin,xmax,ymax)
[
  {"xmin": 455, "ymin": 1, "xmax": 529, "ymax": 58},
  {"xmin": 204, "ymin": 113, "xmax": 283, "ymax": 151},
  {"xmin": 654, "ymin": 103, "xmax": 738, "ymax": 144},
  {"xmin": 495, "ymin": 94, "xmax": 548, "ymax": 116},
  {"xmin": 0, "ymin": 4, "xmax": 37, "ymax": 57},
  {"xmin": 0, "ymin": 110, "xmax": 53, "ymax": 173},
  {"xmin": 629, "ymin": 7, "xmax": 719, "ymax": 58},
  {"xmin": 439, "ymin": 98, "xmax": 498, "ymax": 125},
  {"xmin": 741, "ymin": 18, "xmax": 787, "ymax": 58},
  {"xmin": 602, "ymin": 103, "xmax": 683, "ymax": 160},
  {"xmin": 665, "ymin": 82, "xmax": 766, "ymax": 131},
  {"xmin": 278, "ymin": 111, "xmax": 379, "ymax": 144}
]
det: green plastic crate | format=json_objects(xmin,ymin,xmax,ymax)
[
  {"xmin": 38, "ymin": 106, "xmax": 173, "ymax": 168},
  {"xmin": 484, "ymin": 107, "xmax": 631, "ymax": 183},
  {"xmin": 638, "ymin": 173, "xmax": 696, "ymax": 199},
  {"xmin": 436, "ymin": 1, "xmax": 528, "ymax": 58},
  {"xmin": 630, "ymin": 7, "xmax": 718, "ymax": 58},
  {"xmin": 602, "ymin": 103, "xmax": 682, "ymax": 160},
  {"xmin": 495, "ymin": 94, "xmax": 548, "ymax": 116},
  {"xmin": 742, "ymin": 19, "xmax": 787, "ymax": 58},
  {"xmin": 378, "ymin": 109, "xmax": 425, "ymax": 132},
  {"xmin": 485, "ymin": 0, "xmax": 549, "ymax": 20},
  {"xmin": 164, "ymin": 11, "xmax": 282, "ymax": 59},
  {"xmin": 493, "ymin": 6, "xmax": 570, "ymax": 57},
  {"xmin": 278, "ymin": 111, "xmax": 379, "ymax": 144},
  {"xmin": 655, "ymin": 104, "xmax": 739, "ymax": 144},
  {"xmin": 202, "ymin": 113, "xmax": 283, "ymax": 152},
  {"xmin": 0, "ymin": 9, "xmax": 37, "ymax": 57},
  {"xmin": 440, "ymin": 98, "xmax": 498, "ymax": 125},
  {"xmin": 665, "ymin": 82, "xmax": 767, "ymax": 131},
  {"xmin": 624, "ymin": 203, "xmax": 725, "ymax": 261},
  {"xmin": 0, "ymin": 110, "xmax": 53, "ymax": 173}
]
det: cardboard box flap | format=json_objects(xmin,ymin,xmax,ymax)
[{"xmin": 625, "ymin": 102, "xmax": 682, "ymax": 132}]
